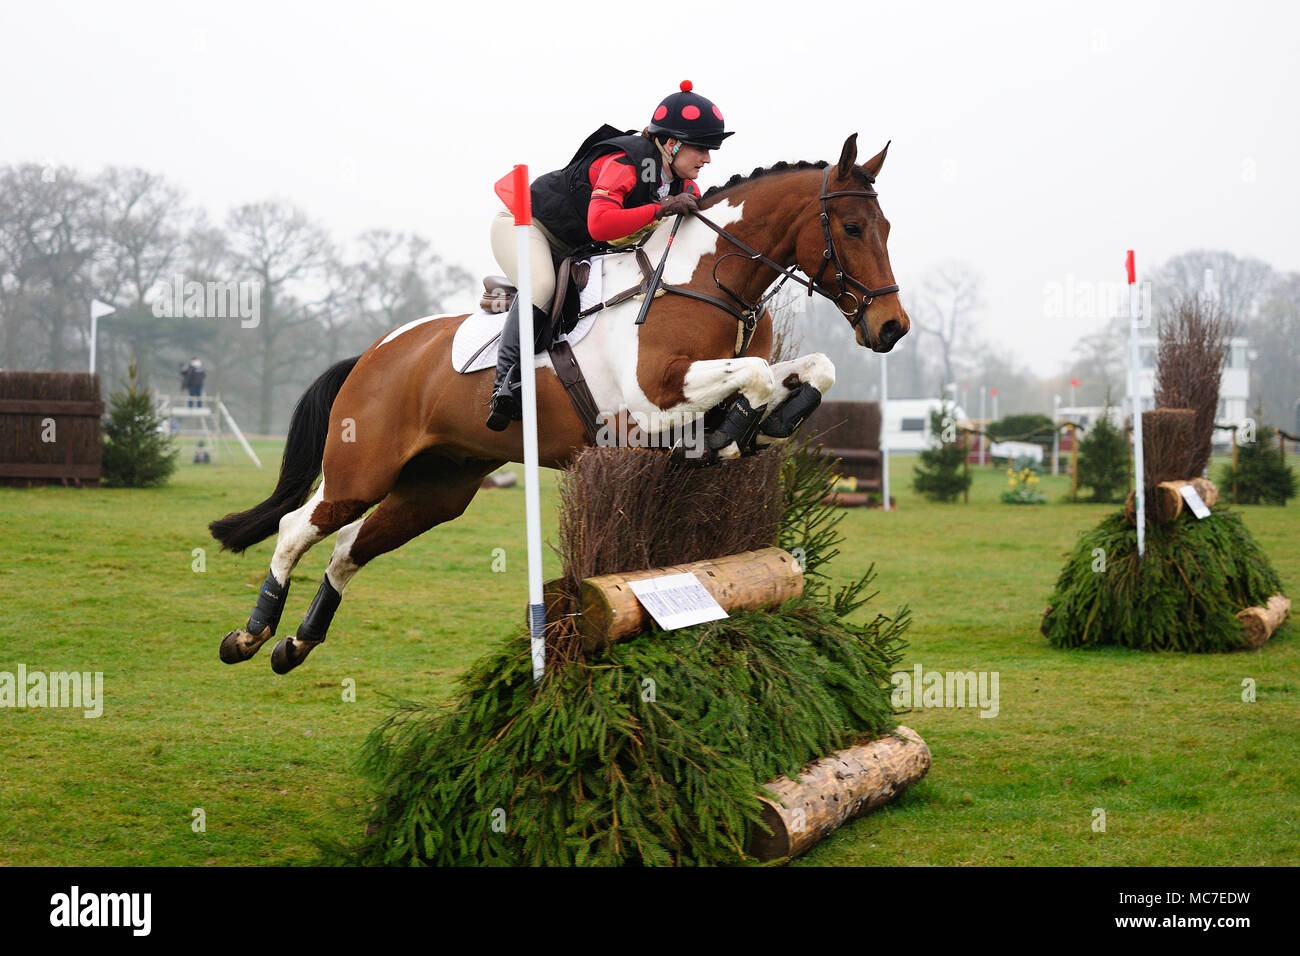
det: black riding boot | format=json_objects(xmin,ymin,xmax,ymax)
[{"xmin": 486, "ymin": 297, "xmax": 553, "ymax": 431}]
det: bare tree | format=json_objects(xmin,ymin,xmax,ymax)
[
  {"xmin": 226, "ymin": 201, "xmax": 332, "ymax": 433},
  {"xmin": 910, "ymin": 261, "xmax": 984, "ymax": 391},
  {"xmin": 1150, "ymin": 249, "xmax": 1276, "ymax": 321},
  {"xmin": 1068, "ymin": 317, "xmax": 1128, "ymax": 406},
  {"xmin": 352, "ymin": 229, "xmax": 472, "ymax": 339},
  {"xmin": 88, "ymin": 167, "xmax": 204, "ymax": 385},
  {"xmin": 1247, "ymin": 273, "xmax": 1300, "ymax": 429},
  {"xmin": 0, "ymin": 164, "xmax": 97, "ymax": 370}
]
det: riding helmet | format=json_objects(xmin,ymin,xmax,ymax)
[{"xmin": 648, "ymin": 80, "xmax": 734, "ymax": 150}]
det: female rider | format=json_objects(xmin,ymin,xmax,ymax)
[{"xmin": 486, "ymin": 80, "xmax": 733, "ymax": 430}]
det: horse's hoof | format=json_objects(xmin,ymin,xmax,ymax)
[
  {"xmin": 219, "ymin": 627, "xmax": 272, "ymax": 664},
  {"xmin": 270, "ymin": 636, "xmax": 319, "ymax": 675}
]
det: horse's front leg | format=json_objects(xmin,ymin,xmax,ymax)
[
  {"xmin": 754, "ymin": 352, "xmax": 837, "ymax": 449},
  {"xmin": 658, "ymin": 356, "xmax": 776, "ymax": 460}
]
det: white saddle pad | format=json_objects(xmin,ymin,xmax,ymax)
[{"xmin": 450, "ymin": 254, "xmax": 616, "ymax": 374}]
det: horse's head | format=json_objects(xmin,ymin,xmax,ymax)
[{"xmin": 797, "ymin": 134, "xmax": 910, "ymax": 352}]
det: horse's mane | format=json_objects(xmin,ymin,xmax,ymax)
[{"xmin": 702, "ymin": 159, "xmax": 872, "ymax": 201}]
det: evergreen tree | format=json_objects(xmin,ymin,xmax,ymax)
[
  {"xmin": 1219, "ymin": 422, "xmax": 1297, "ymax": 505},
  {"xmin": 101, "ymin": 359, "xmax": 177, "ymax": 487},
  {"xmin": 1076, "ymin": 405, "xmax": 1129, "ymax": 502},
  {"xmin": 912, "ymin": 404, "xmax": 972, "ymax": 502}
]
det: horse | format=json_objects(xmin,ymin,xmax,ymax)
[{"xmin": 210, "ymin": 132, "xmax": 910, "ymax": 674}]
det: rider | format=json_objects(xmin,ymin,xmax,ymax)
[{"xmin": 485, "ymin": 80, "xmax": 734, "ymax": 431}]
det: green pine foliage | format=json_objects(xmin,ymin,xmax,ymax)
[
  {"xmin": 333, "ymin": 445, "xmax": 910, "ymax": 866},
  {"xmin": 912, "ymin": 406, "xmax": 972, "ymax": 503},
  {"xmin": 1076, "ymin": 409, "xmax": 1129, "ymax": 502},
  {"xmin": 1042, "ymin": 510, "xmax": 1283, "ymax": 652},
  {"xmin": 101, "ymin": 360, "xmax": 177, "ymax": 488},
  {"xmin": 1217, "ymin": 425, "xmax": 1297, "ymax": 505}
]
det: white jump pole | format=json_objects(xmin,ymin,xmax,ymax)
[
  {"xmin": 499, "ymin": 164, "xmax": 547, "ymax": 683},
  {"xmin": 1126, "ymin": 250, "xmax": 1146, "ymax": 558},
  {"xmin": 89, "ymin": 299, "xmax": 116, "ymax": 375},
  {"xmin": 880, "ymin": 352, "xmax": 890, "ymax": 511}
]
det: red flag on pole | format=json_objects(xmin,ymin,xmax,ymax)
[
  {"xmin": 494, "ymin": 165, "xmax": 532, "ymax": 226},
  {"xmin": 1125, "ymin": 250, "xmax": 1136, "ymax": 285}
]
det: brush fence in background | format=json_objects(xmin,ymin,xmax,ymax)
[{"xmin": 0, "ymin": 372, "xmax": 103, "ymax": 487}]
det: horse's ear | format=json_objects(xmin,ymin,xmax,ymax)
[
  {"xmin": 862, "ymin": 141, "xmax": 891, "ymax": 179},
  {"xmin": 836, "ymin": 133, "xmax": 859, "ymax": 180}
]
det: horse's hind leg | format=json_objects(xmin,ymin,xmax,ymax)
[
  {"xmin": 219, "ymin": 483, "xmax": 372, "ymax": 664},
  {"xmin": 269, "ymin": 456, "xmax": 503, "ymax": 674}
]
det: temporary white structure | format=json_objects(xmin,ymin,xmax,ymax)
[{"xmin": 156, "ymin": 394, "xmax": 262, "ymax": 468}]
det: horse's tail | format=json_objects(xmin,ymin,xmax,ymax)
[{"xmin": 209, "ymin": 355, "xmax": 361, "ymax": 552}]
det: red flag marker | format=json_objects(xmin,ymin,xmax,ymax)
[
  {"xmin": 494, "ymin": 165, "xmax": 532, "ymax": 225},
  {"xmin": 1125, "ymin": 250, "xmax": 1136, "ymax": 285}
]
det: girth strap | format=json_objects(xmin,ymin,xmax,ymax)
[{"xmin": 547, "ymin": 338, "xmax": 601, "ymax": 445}]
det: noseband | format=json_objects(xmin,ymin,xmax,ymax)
[{"xmin": 689, "ymin": 165, "xmax": 900, "ymax": 346}]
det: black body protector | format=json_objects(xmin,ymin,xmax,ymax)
[{"xmin": 530, "ymin": 126, "xmax": 690, "ymax": 254}]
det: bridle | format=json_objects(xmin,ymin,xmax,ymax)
[
  {"xmin": 808, "ymin": 166, "xmax": 901, "ymax": 333},
  {"xmin": 684, "ymin": 165, "xmax": 900, "ymax": 351}
]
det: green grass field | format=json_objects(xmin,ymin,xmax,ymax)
[{"xmin": 1, "ymin": 441, "xmax": 1296, "ymax": 866}]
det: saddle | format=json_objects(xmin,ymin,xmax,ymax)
[
  {"xmin": 478, "ymin": 256, "xmax": 602, "ymax": 442},
  {"xmin": 478, "ymin": 260, "xmax": 593, "ymax": 333},
  {"xmin": 474, "ymin": 241, "xmax": 693, "ymax": 445}
]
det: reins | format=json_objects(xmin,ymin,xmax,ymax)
[
  {"xmin": 678, "ymin": 166, "xmax": 900, "ymax": 351},
  {"xmin": 576, "ymin": 166, "xmax": 902, "ymax": 356}
]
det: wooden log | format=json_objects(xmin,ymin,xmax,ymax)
[
  {"xmin": 821, "ymin": 491, "xmax": 871, "ymax": 507},
  {"xmin": 750, "ymin": 725, "xmax": 931, "ymax": 862},
  {"xmin": 575, "ymin": 547, "xmax": 803, "ymax": 651},
  {"xmin": 1236, "ymin": 594, "xmax": 1291, "ymax": 649},
  {"xmin": 1188, "ymin": 476, "xmax": 1219, "ymax": 508},
  {"xmin": 1124, "ymin": 478, "xmax": 1220, "ymax": 525}
]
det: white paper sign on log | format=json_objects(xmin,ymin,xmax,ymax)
[
  {"xmin": 1179, "ymin": 484, "xmax": 1211, "ymax": 519},
  {"xmin": 628, "ymin": 573, "xmax": 729, "ymax": 631}
]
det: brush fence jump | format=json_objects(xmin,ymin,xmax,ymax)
[
  {"xmin": 0, "ymin": 372, "xmax": 103, "ymax": 487},
  {"xmin": 549, "ymin": 541, "xmax": 929, "ymax": 861},
  {"xmin": 753, "ymin": 725, "xmax": 931, "ymax": 861},
  {"xmin": 552, "ymin": 546, "xmax": 804, "ymax": 652}
]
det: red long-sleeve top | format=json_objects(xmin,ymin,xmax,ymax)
[{"xmin": 586, "ymin": 152, "xmax": 699, "ymax": 243}]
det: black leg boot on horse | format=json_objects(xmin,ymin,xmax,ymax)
[{"xmin": 486, "ymin": 295, "xmax": 554, "ymax": 431}]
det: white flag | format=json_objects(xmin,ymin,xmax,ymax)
[{"xmin": 90, "ymin": 299, "xmax": 116, "ymax": 319}]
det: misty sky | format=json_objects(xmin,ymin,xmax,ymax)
[{"xmin": 5, "ymin": 0, "xmax": 1298, "ymax": 372}]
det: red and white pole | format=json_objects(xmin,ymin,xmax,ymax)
[
  {"xmin": 496, "ymin": 164, "xmax": 546, "ymax": 681},
  {"xmin": 1126, "ymin": 250, "xmax": 1146, "ymax": 558}
]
